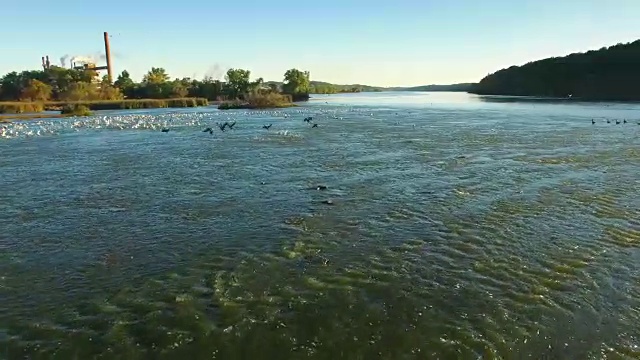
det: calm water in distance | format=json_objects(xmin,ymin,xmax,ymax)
[{"xmin": 1, "ymin": 92, "xmax": 640, "ymax": 359}]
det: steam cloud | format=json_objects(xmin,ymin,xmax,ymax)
[
  {"xmin": 71, "ymin": 55, "xmax": 96, "ymax": 64},
  {"xmin": 59, "ymin": 54, "xmax": 70, "ymax": 67},
  {"xmin": 205, "ymin": 63, "xmax": 228, "ymax": 81}
]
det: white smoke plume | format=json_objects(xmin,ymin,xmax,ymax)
[{"xmin": 71, "ymin": 55, "xmax": 97, "ymax": 65}]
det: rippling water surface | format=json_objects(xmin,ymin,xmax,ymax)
[{"xmin": 1, "ymin": 92, "xmax": 640, "ymax": 359}]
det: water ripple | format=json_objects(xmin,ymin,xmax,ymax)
[{"xmin": 1, "ymin": 93, "xmax": 640, "ymax": 358}]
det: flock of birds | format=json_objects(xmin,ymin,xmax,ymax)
[
  {"xmin": 159, "ymin": 116, "xmax": 320, "ymax": 133},
  {"xmin": 592, "ymin": 118, "xmax": 640, "ymax": 125}
]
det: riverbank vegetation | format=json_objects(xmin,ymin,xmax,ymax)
[
  {"xmin": 0, "ymin": 65, "xmax": 315, "ymax": 115},
  {"xmin": 471, "ymin": 39, "xmax": 640, "ymax": 101},
  {"xmin": 61, "ymin": 104, "xmax": 92, "ymax": 116},
  {"xmin": 218, "ymin": 94, "xmax": 294, "ymax": 110},
  {"xmin": 0, "ymin": 98, "xmax": 209, "ymax": 114},
  {"xmin": 217, "ymin": 68, "xmax": 310, "ymax": 109}
]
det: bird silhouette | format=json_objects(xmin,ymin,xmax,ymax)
[
  {"xmin": 263, "ymin": 124, "xmax": 272, "ymax": 130},
  {"xmin": 227, "ymin": 121, "xmax": 236, "ymax": 129},
  {"xmin": 311, "ymin": 123, "xmax": 318, "ymax": 128},
  {"xmin": 607, "ymin": 119, "xmax": 611, "ymax": 124},
  {"xmin": 623, "ymin": 119, "xmax": 627, "ymax": 124},
  {"xmin": 616, "ymin": 120, "xmax": 620, "ymax": 125},
  {"xmin": 161, "ymin": 128, "xmax": 170, "ymax": 132},
  {"xmin": 304, "ymin": 117, "xmax": 312, "ymax": 123},
  {"xmin": 591, "ymin": 119, "xmax": 595, "ymax": 125},
  {"xmin": 217, "ymin": 122, "xmax": 228, "ymax": 131},
  {"xmin": 203, "ymin": 127, "xmax": 213, "ymax": 134}
]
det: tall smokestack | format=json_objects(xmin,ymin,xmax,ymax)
[
  {"xmin": 42, "ymin": 56, "xmax": 46, "ymax": 70},
  {"xmin": 45, "ymin": 56, "xmax": 50, "ymax": 69},
  {"xmin": 103, "ymin": 32, "xmax": 113, "ymax": 83}
]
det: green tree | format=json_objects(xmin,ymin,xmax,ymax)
[
  {"xmin": 20, "ymin": 79, "xmax": 52, "ymax": 101},
  {"xmin": 194, "ymin": 77, "xmax": 224, "ymax": 100},
  {"xmin": 114, "ymin": 70, "xmax": 135, "ymax": 91},
  {"xmin": 143, "ymin": 67, "xmax": 170, "ymax": 84},
  {"xmin": 60, "ymin": 82, "xmax": 100, "ymax": 101},
  {"xmin": 45, "ymin": 67, "xmax": 94, "ymax": 99},
  {"xmin": 224, "ymin": 68, "xmax": 251, "ymax": 99},
  {"xmin": 282, "ymin": 69, "xmax": 311, "ymax": 95},
  {"xmin": 249, "ymin": 77, "xmax": 264, "ymax": 94},
  {"xmin": 170, "ymin": 80, "xmax": 189, "ymax": 98},
  {"xmin": 0, "ymin": 72, "xmax": 25, "ymax": 100},
  {"xmin": 98, "ymin": 77, "xmax": 124, "ymax": 100}
]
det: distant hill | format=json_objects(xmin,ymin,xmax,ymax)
[
  {"xmin": 399, "ymin": 83, "xmax": 475, "ymax": 92},
  {"xmin": 265, "ymin": 81, "xmax": 387, "ymax": 94},
  {"xmin": 470, "ymin": 39, "xmax": 640, "ymax": 101},
  {"xmin": 266, "ymin": 81, "xmax": 474, "ymax": 94}
]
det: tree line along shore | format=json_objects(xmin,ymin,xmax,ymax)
[
  {"xmin": 3, "ymin": 37, "xmax": 638, "ymax": 121},
  {"xmin": 470, "ymin": 39, "xmax": 640, "ymax": 101},
  {"xmin": 0, "ymin": 66, "xmax": 316, "ymax": 118}
]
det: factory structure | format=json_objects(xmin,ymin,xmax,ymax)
[{"xmin": 40, "ymin": 32, "xmax": 114, "ymax": 84}]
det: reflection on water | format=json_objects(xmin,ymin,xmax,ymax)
[{"xmin": 1, "ymin": 92, "xmax": 640, "ymax": 358}]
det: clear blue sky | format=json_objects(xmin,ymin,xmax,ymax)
[{"xmin": 2, "ymin": 0, "xmax": 639, "ymax": 86}]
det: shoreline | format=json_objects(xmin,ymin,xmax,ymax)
[{"xmin": 0, "ymin": 98, "xmax": 210, "ymax": 115}]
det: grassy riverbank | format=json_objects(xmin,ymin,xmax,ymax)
[
  {"xmin": 0, "ymin": 113, "xmax": 67, "ymax": 122},
  {"xmin": 0, "ymin": 98, "xmax": 209, "ymax": 114},
  {"xmin": 218, "ymin": 93, "xmax": 295, "ymax": 110}
]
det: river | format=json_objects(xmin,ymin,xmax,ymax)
[{"xmin": 1, "ymin": 92, "xmax": 639, "ymax": 359}]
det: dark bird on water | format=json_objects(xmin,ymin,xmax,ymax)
[
  {"xmin": 607, "ymin": 119, "xmax": 611, "ymax": 124},
  {"xmin": 616, "ymin": 120, "xmax": 620, "ymax": 125},
  {"xmin": 161, "ymin": 128, "xmax": 170, "ymax": 132},
  {"xmin": 311, "ymin": 123, "xmax": 318, "ymax": 128},
  {"xmin": 304, "ymin": 117, "xmax": 313, "ymax": 123},
  {"xmin": 227, "ymin": 121, "xmax": 237, "ymax": 129},
  {"xmin": 263, "ymin": 124, "xmax": 272, "ymax": 130},
  {"xmin": 217, "ymin": 122, "xmax": 228, "ymax": 131},
  {"xmin": 623, "ymin": 119, "xmax": 627, "ymax": 124},
  {"xmin": 592, "ymin": 119, "xmax": 595, "ymax": 125},
  {"xmin": 203, "ymin": 127, "xmax": 213, "ymax": 134}
]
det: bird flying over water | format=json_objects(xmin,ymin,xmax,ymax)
[
  {"xmin": 304, "ymin": 117, "xmax": 312, "ymax": 123},
  {"xmin": 203, "ymin": 127, "xmax": 213, "ymax": 134},
  {"xmin": 311, "ymin": 123, "xmax": 318, "ymax": 128},
  {"xmin": 263, "ymin": 124, "xmax": 272, "ymax": 130},
  {"xmin": 227, "ymin": 121, "xmax": 236, "ymax": 129},
  {"xmin": 217, "ymin": 122, "xmax": 228, "ymax": 131}
]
